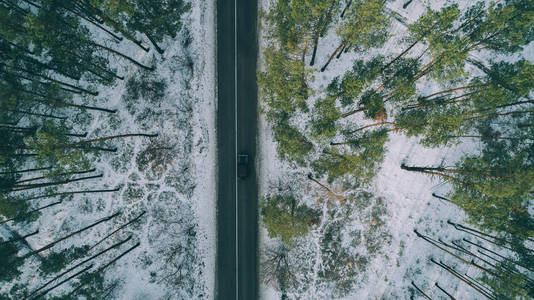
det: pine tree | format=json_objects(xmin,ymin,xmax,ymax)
[
  {"xmin": 321, "ymin": 0, "xmax": 390, "ymax": 72},
  {"xmin": 0, "ymin": 238, "xmax": 23, "ymax": 282},
  {"xmin": 260, "ymin": 194, "xmax": 319, "ymax": 245},
  {"xmin": 274, "ymin": 121, "xmax": 314, "ymax": 165},
  {"xmin": 312, "ymin": 129, "xmax": 388, "ymax": 183}
]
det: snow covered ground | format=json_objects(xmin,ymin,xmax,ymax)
[
  {"xmin": 1, "ymin": 0, "xmax": 216, "ymax": 299},
  {"xmin": 258, "ymin": 0, "xmax": 534, "ymax": 299}
]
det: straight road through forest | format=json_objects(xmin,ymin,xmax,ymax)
[{"xmin": 216, "ymin": 0, "xmax": 258, "ymax": 299}]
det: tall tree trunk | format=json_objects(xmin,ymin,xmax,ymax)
[
  {"xmin": 448, "ymin": 240, "xmax": 498, "ymax": 269},
  {"xmin": 463, "ymin": 273, "xmax": 495, "ymax": 297},
  {"xmin": 0, "ymin": 63, "xmax": 98, "ymax": 96},
  {"xmin": 310, "ymin": 0, "xmax": 337, "ymax": 66},
  {"xmin": 0, "ymin": 46, "xmax": 83, "ymax": 81},
  {"xmin": 309, "ymin": 18, "xmax": 325, "ymax": 66},
  {"xmin": 19, "ymin": 0, "xmax": 40, "ymax": 8},
  {"xmin": 402, "ymin": 92, "xmax": 477, "ymax": 111},
  {"xmin": 0, "ymin": 125, "xmax": 36, "ymax": 131},
  {"xmin": 58, "ymin": 2, "xmax": 123, "ymax": 42},
  {"xmin": 146, "ymin": 33, "xmax": 164, "ymax": 54},
  {"xmin": 89, "ymin": 211, "xmax": 146, "ymax": 250},
  {"xmin": 73, "ymin": 1, "xmax": 104, "ymax": 23},
  {"xmin": 414, "ymin": 230, "xmax": 488, "ymax": 273},
  {"xmin": 409, "ymin": 51, "xmax": 447, "ymax": 84},
  {"xmin": 0, "ymin": 33, "xmax": 31, "ymax": 53},
  {"xmin": 382, "ymin": 15, "xmax": 446, "ymax": 73},
  {"xmin": 330, "ymin": 141, "xmax": 351, "ymax": 146},
  {"xmin": 419, "ymin": 84, "xmax": 488, "ymax": 101},
  {"xmin": 8, "ymin": 72, "xmax": 83, "ymax": 95},
  {"xmin": 483, "ymin": 99, "xmax": 534, "ymax": 112},
  {"xmin": 448, "ymin": 135, "xmax": 532, "ymax": 142},
  {"xmin": 466, "ymin": 58, "xmax": 491, "ymax": 74},
  {"xmin": 64, "ymin": 132, "xmax": 88, "ymax": 138},
  {"xmin": 401, "ymin": 164, "xmax": 460, "ymax": 174},
  {"xmin": 463, "ymin": 238, "xmax": 534, "ymax": 272},
  {"xmin": 7, "ymin": 109, "xmax": 67, "ymax": 120},
  {"xmin": 10, "ymin": 174, "xmax": 103, "ymax": 192},
  {"xmin": 25, "ymin": 188, "xmax": 120, "ymax": 202},
  {"xmin": 0, "ymin": 229, "xmax": 38, "ymax": 245},
  {"xmin": 66, "ymin": 50, "xmax": 124, "ymax": 80},
  {"xmin": 340, "ymin": 0, "xmax": 352, "ymax": 18},
  {"xmin": 76, "ymin": 0, "xmax": 150, "ymax": 52},
  {"xmin": 0, "ymin": 200, "xmax": 62, "ymax": 224},
  {"xmin": 101, "ymin": 282, "xmax": 120, "ymax": 299},
  {"xmin": 402, "ymin": 0, "xmax": 413, "ymax": 9},
  {"xmin": 0, "ymin": 166, "xmax": 52, "ymax": 175},
  {"xmin": 34, "ymin": 264, "xmax": 94, "ymax": 299},
  {"xmin": 450, "ymin": 0, "xmax": 502, "ymax": 35},
  {"xmin": 69, "ymin": 133, "xmax": 158, "ymax": 145},
  {"xmin": 0, "ymin": 224, "xmax": 42, "ymax": 259},
  {"xmin": 448, "ymin": 220, "xmax": 534, "ymax": 253},
  {"xmin": 432, "ymin": 193, "xmax": 452, "ymax": 203},
  {"xmin": 68, "ymin": 242, "xmax": 140, "ymax": 297},
  {"xmin": 1, "ymin": 145, "xmax": 117, "ymax": 153},
  {"xmin": 22, "ymin": 212, "xmax": 120, "ymax": 259},
  {"xmin": 27, "ymin": 98, "xmax": 116, "ymax": 114},
  {"xmin": 27, "ymin": 235, "xmax": 132, "ymax": 298},
  {"xmin": 89, "ymin": 41, "xmax": 154, "ymax": 71},
  {"xmin": 411, "ymin": 281, "xmax": 432, "ymax": 300},
  {"xmin": 382, "ymin": 40, "xmax": 419, "ymax": 72},
  {"xmin": 430, "ymin": 259, "xmax": 495, "ymax": 300},
  {"xmin": 83, "ymin": 65, "xmax": 115, "ymax": 83},
  {"xmin": 435, "ymin": 282, "xmax": 456, "ymax": 300},
  {"xmin": 0, "ymin": 118, "xmax": 20, "ymax": 125},
  {"xmin": 321, "ymin": 41, "xmax": 345, "ymax": 72},
  {"xmin": 81, "ymin": 146, "xmax": 118, "ymax": 152},
  {"xmin": 15, "ymin": 168, "xmax": 96, "ymax": 184},
  {"xmin": 401, "ymin": 165, "xmax": 461, "ymax": 181},
  {"xmin": 351, "ymin": 122, "xmax": 395, "ymax": 133},
  {"xmin": 335, "ymin": 44, "xmax": 346, "ymax": 59},
  {"xmin": 307, "ymin": 173, "xmax": 344, "ymax": 201}
]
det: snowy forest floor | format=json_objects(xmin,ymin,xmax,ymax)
[
  {"xmin": 0, "ymin": 0, "xmax": 216, "ymax": 299},
  {"xmin": 258, "ymin": 0, "xmax": 534, "ymax": 299}
]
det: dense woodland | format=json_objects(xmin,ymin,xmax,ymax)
[
  {"xmin": 0, "ymin": 0, "xmax": 189, "ymax": 298},
  {"xmin": 259, "ymin": 0, "xmax": 534, "ymax": 298}
]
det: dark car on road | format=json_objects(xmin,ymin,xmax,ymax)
[{"xmin": 237, "ymin": 153, "xmax": 249, "ymax": 178}]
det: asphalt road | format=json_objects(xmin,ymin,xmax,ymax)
[{"xmin": 216, "ymin": 0, "xmax": 258, "ymax": 299}]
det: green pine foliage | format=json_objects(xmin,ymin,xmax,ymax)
[
  {"xmin": 0, "ymin": 240, "xmax": 23, "ymax": 282},
  {"xmin": 260, "ymin": 194, "xmax": 319, "ymax": 245},
  {"xmin": 39, "ymin": 245, "xmax": 89, "ymax": 276},
  {"xmin": 450, "ymin": 141, "xmax": 534, "ymax": 237},
  {"xmin": 311, "ymin": 96, "xmax": 340, "ymax": 140},
  {"xmin": 312, "ymin": 129, "xmax": 388, "ymax": 184},
  {"xmin": 272, "ymin": 119, "xmax": 314, "ymax": 165},
  {"xmin": 337, "ymin": 0, "xmax": 391, "ymax": 52}
]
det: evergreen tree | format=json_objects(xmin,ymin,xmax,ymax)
[
  {"xmin": 313, "ymin": 129, "xmax": 388, "ymax": 183},
  {"xmin": 272, "ymin": 118, "xmax": 314, "ymax": 165},
  {"xmin": 39, "ymin": 245, "xmax": 89, "ymax": 276},
  {"xmin": 260, "ymin": 194, "xmax": 319, "ymax": 245},
  {"xmin": 0, "ymin": 238, "xmax": 23, "ymax": 282},
  {"xmin": 322, "ymin": 0, "xmax": 390, "ymax": 72}
]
